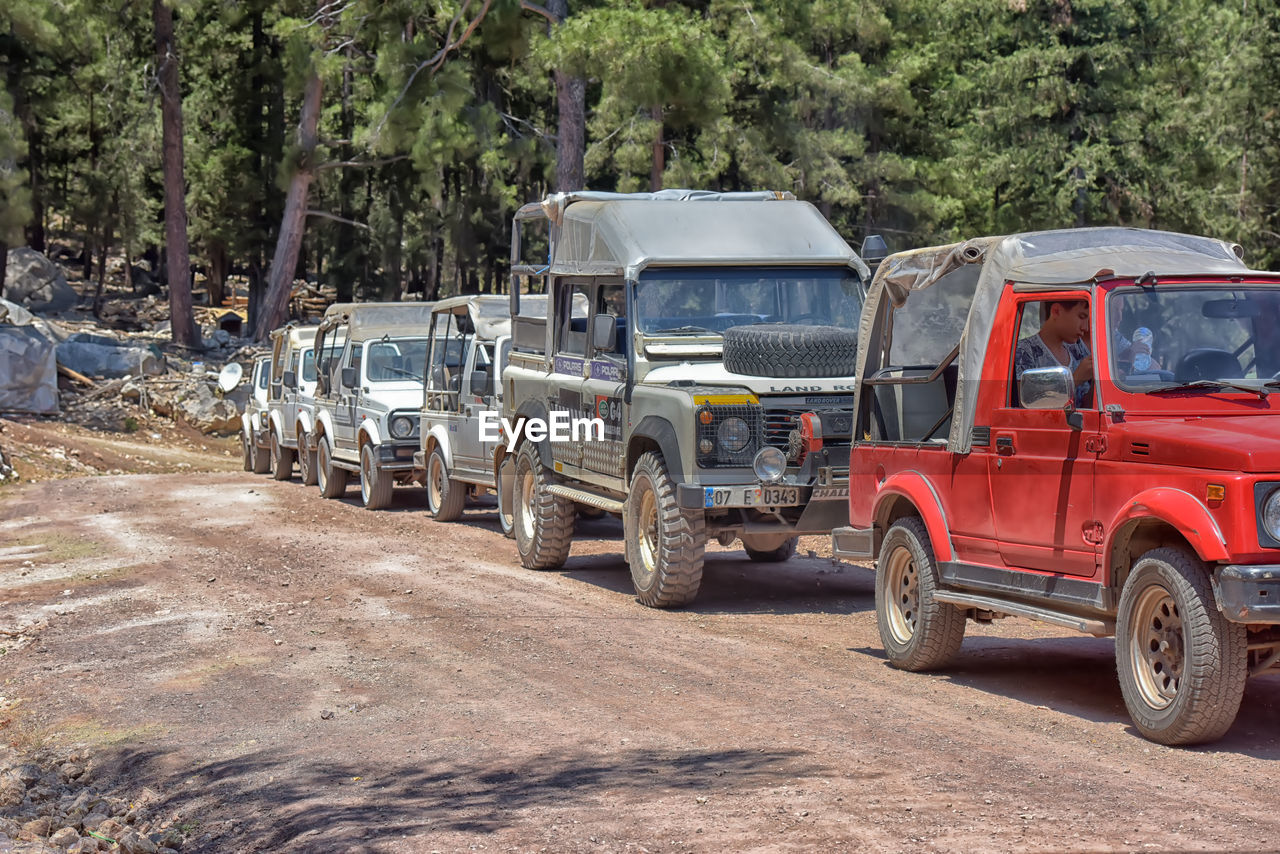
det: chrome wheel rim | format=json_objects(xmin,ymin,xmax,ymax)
[
  {"xmin": 428, "ymin": 454, "xmax": 444, "ymax": 512},
  {"xmin": 884, "ymin": 546, "xmax": 919, "ymax": 645},
  {"xmin": 1130, "ymin": 586, "xmax": 1183, "ymax": 710},
  {"xmin": 636, "ymin": 484, "xmax": 659, "ymax": 581}
]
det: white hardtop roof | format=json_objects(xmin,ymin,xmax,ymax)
[
  {"xmin": 270, "ymin": 323, "xmax": 318, "ymax": 347},
  {"xmin": 529, "ymin": 189, "xmax": 869, "ymax": 281},
  {"xmin": 319, "ymin": 301, "xmax": 434, "ymax": 341},
  {"xmin": 856, "ymin": 227, "xmax": 1259, "ymax": 454}
]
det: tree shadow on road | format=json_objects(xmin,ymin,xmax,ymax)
[{"xmin": 99, "ymin": 745, "xmax": 836, "ymax": 852}]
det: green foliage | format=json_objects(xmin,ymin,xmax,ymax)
[{"xmin": 0, "ymin": 87, "xmax": 30, "ymax": 244}]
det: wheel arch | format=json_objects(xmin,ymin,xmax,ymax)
[
  {"xmin": 358, "ymin": 421, "xmax": 381, "ymax": 449},
  {"xmin": 424, "ymin": 424, "xmax": 452, "ymax": 470},
  {"xmin": 1105, "ymin": 488, "xmax": 1228, "ymax": 591},
  {"xmin": 628, "ymin": 416, "xmax": 683, "ymax": 483},
  {"xmin": 872, "ymin": 471, "xmax": 955, "ymax": 563}
]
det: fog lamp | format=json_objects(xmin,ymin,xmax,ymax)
[{"xmin": 753, "ymin": 447, "xmax": 786, "ymax": 482}]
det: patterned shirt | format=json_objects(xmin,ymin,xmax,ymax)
[{"xmin": 1014, "ymin": 333, "xmax": 1092, "ymax": 407}]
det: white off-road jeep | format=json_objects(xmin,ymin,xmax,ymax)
[
  {"xmin": 265, "ymin": 323, "xmax": 318, "ymax": 482},
  {"xmin": 240, "ymin": 356, "xmax": 272, "ymax": 474},
  {"xmin": 501, "ymin": 190, "xmax": 872, "ymax": 607},
  {"xmin": 308, "ymin": 302, "xmax": 434, "ymax": 508}
]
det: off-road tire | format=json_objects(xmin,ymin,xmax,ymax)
[
  {"xmin": 427, "ymin": 446, "xmax": 466, "ymax": 522},
  {"xmin": 496, "ymin": 453, "xmax": 516, "ymax": 538},
  {"xmin": 1116, "ymin": 547, "xmax": 1248, "ymax": 745},
  {"xmin": 624, "ymin": 451, "xmax": 705, "ymax": 608},
  {"xmin": 241, "ymin": 432, "xmax": 253, "ymax": 472},
  {"xmin": 359, "ymin": 443, "xmax": 394, "ymax": 510},
  {"xmin": 722, "ymin": 324, "xmax": 858, "ymax": 378},
  {"xmin": 297, "ymin": 430, "xmax": 318, "ymax": 486},
  {"xmin": 875, "ymin": 517, "xmax": 966, "ymax": 671},
  {"xmin": 514, "ymin": 441, "xmax": 575, "ymax": 569},
  {"xmin": 250, "ymin": 432, "xmax": 271, "ymax": 474},
  {"xmin": 271, "ymin": 431, "xmax": 295, "ymax": 481},
  {"xmin": 743, "ymin": 535, "xmax": 798, "ymax": 563},
  {"xmin": 317, "ymin": 437, "xmax": 348, "ymax": 499}
]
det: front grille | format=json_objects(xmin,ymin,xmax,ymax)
[
  {"xmin": 698, "ymin": 404, "xmax": 763, "ymax": 467},
  {"xmin": 763, "ymin": 405, "xmax": 853, "ymax": 460}
]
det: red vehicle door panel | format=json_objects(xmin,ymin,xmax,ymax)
[{"xmin": 987, "ymin": 406, "xmax": 1101, "ymax": 576}]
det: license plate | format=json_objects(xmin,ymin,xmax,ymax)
[{"xmin": 762, "ymin": 485, "xmax": 799, "ymax": 505}]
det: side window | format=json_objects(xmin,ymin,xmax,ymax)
[
  {"xmin": 556, "ymin": 282, "xmax": 592, "ymax": 356},
  {"xmin": 594, "ymin": 283, "xmax": 628, "ymax": 359},
  {"xmin": 300, "ymin": 349, "xmax": 315, "ymax": 384},
  {"xmin": 346, "ymin": 342, "xmax": 362, "ymax": 386},
  {"xmin": 1011, "ymin": 297, "xmax": 1093, "ymax": 409}
]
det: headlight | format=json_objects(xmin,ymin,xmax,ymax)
[
  {"xmin": 717, "ymin": 417, "xmax": 750, "ymax": 452},
  {"xmin": 389, "ymin": 415, "xmax": 415, "ymax": 439},
  {"xmin": 753, "ymin": 447, "xmax": 786, "ymax": 482},
  {"xmin": 1264, "ymin": 489, "xmax": 1280, "ymax": 541}
]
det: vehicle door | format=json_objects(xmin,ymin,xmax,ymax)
[
  {"xmin": 580, "ymin": 281, "xmax": 628, "ymax": 479},
  {"xmin": 426, "ymin": 309, "xmax": 467, "ymax": 457},
  {"xmin": 549, "ymin": 281, "xmax": 593, "ymax": 470},
  {"xmin": 334, "ymin": 338, "xmax": 361, "ymax": 453},
  {"xmin": 282, "ymin": 349, "xmax": 300, "ymax": 442},
  {"xmin": 986, "ymin": 293, "xmax": 1101, "ymax": 577},
  {"xmin": 453, "ymin": 335, "xmax": 493, "ymax": 472}
]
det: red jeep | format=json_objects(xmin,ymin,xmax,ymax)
[{"xmin": 833, "ymin": 228, "xmax": 1280, "ymax": 745}]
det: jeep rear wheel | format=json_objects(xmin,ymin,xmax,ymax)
[
  {"xmin": 742, "ymin": 534, "xmax": 797, "ymax": 563},
  {"xmin": 1116, "ymin": 547, "xmax": 1247, "ymax": 745},
  {"xmin": 496, "ymin": 453, "xmax": 516, "ymax": 538},
  {"xmin": 271, "ymin": 431, "xmax": 295, "ymax": 481},
  {"xmin": 297, "ymin": 431, "xmax": 318, "ymax": 486},
  {"xmin": 875, "ymin": 517, "xmax": 965, "ymax": 671},
  {"xmin": 250, "ymin": 433, "xmax": 271, "ymax": 474},
  {"xmin": 514, "ymin": 442, "xmax": 574, "ymax": 569},
  {"xmin": 317, "ymin": 437, "xmax": 347, "ymax": 499},
  {"xmin": 624, "ymin": 451, "xmax": 704, "ymax": 608},
  {"xmin": 359, "ymin": 444, "xmax": 394, "ymax": 510},
  {"xmin": 427, "ymin": 445, "xmax": 465, "ymax": 522}
]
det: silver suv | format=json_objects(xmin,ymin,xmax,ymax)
[
  {"xmin": 502, "ymin": 190, "xmax": 870, "ymax": 607},
  {"xmin": 309, "ymin": 302, "xmax": 434, "ymax": 508},
  {"xmin": 266, "ymin": 323, "xmax": 318, "ymax": 482}
]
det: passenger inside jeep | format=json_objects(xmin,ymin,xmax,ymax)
[{"xmin": 1012, "ymin": 299, "xmax": 1094, "ymax": 408}]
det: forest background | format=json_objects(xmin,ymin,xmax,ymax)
[{"xmin": 2, "ymin": 0, "xmax": 1278, "ymax": 342}]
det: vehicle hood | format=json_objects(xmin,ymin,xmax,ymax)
[
  {"xmin": 643, "ymin": 362, "xmax": 857, "ymax": 395},
  {"xmin": 362, "ymin": 386, "xmax": 423, "ymax": 414},
  {"xmin": 1119, "ymin": 415, "xmax": 1280, "ymax": 473}
]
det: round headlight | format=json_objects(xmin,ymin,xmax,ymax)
[
  {"xmin": 1264, "ymin": 489, "xmax": 1280, "ymax": 541},
  {"xmin": 390, "ymin": 415, "xmax": 414, "ymax": 439},
  {"xmin": 717, "ymin": 417, "xmax": 751, "ymax": 452},
  {"xmin": 753, "ymin": 446, "xmax": 786, "ymax": 482}
]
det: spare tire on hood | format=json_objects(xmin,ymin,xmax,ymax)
[{"xmin": 722, "ymin": 324, "xmax": 858, "ymax": 378}]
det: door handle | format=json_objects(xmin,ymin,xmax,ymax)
[{"xmin": 995, "ymin": 436, "xmax": 1015, "ymax": 456}]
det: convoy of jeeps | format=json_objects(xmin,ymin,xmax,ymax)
[{"xmin": 236, "ymin": 190, "xmax": 1280, "ymax": 746}]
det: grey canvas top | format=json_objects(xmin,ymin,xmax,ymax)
[
  {"xmin": 270, "ymin": 323, "xmax": 318, "ymax": 347},
  {"xmin": 855, "ymin": 227, "xmax": 1253, "ymax": 454},
  {"xmin": 319, "ymin": 302, "xmax": 434, "ymax": 342},
  {"xmin": 432, "ymin": 294, "xmax": 547, "ymax": 341},
  {"xmin": 530, "ymin": 190, "xmax": 868, "ymax": 281}
]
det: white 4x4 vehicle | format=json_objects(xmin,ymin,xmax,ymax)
[
  {"xmin": 266, "ymin": 323, "xmax": 318, "ymax": 482},
  {"xmin": 240, "ymin": 356, "xmax": 271, "ymax": 474},
  {"xmin": 309, "ymin": 302, "xmax": 434, "ymax": 508}
]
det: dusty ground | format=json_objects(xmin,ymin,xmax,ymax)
[{"xmin": 3, "ymin": 426, "xmax": 1280, "ymax": 852}]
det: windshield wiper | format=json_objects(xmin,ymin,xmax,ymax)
[
  {"xmin": 1147, "ymin": 380, "xmax": 1269, "ymax": 400},
  {"xmin": 654, "ymin": 325, "xmax": 714, "ymax": 334}
]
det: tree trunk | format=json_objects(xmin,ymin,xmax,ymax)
[
  {"xmin": 254, "ymin": 68, "xmax": 323, "ymax": 341},
  {"xmin": 546, "ymin": 0, "xmax": 585, "ymax": 192},
  {"xmin": 207, "ymin": 241, "xmax": 227, "ymax": 307},
  {"xmin": 649, "ymin": 104, "xmax": 664, "ymax": 192},
  {"xmin": 154, "ymin": 0, "xmax": 200, "ymax": 348},
  {"xmin": 0, "ymin": 241, "xmax": 7, "ymax": 291}
]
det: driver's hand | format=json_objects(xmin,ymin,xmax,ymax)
[{"xmin": 1074, "ymin": 357, "xmax": 1094, "ymax": 386}]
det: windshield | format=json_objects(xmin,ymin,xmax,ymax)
[
  {"xmin": 634, "ymin": 266, "xmax": 863, "ymax": 335},
  {"xmin": 256, "ymin": 361, "xmax": 269, "ymax": 390},
  {"xmin": 365, "ymin": 337, "xmax": 429, "ymax": 383},
  {"xmin": 1107, "ymin": 286, "xmax": 1280, "ymax": 390}
]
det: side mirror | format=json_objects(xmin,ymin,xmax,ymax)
[
  {"xmin": 469, "ymin": 370, "xmax": 491, "ymax": 397},
  {"xmin": 1020, "ymin": 366, "xmax": 1075, "ymax": 411},
  {"xmin": 861, "ymin": 234, "xmax": 889, "ymax": 268},
  {"xmin": 341, "ymin": 366, "xmax": 357, "ymax": 388},
  {"xmin": 592, "ymin": 313, "xmax": 617, "ymax": 352},
  {"xmin": 281, "ymin": 370, "xmax": 297, "ymax": 388}
]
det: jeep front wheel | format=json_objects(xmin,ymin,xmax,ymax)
[
  {"xmin": 360, "ymin": 444, "xmax": 394, "ymax": 510},
  {"xmin": 1116, "ymin": 547, "xmax": 1247, "ymax": 745},
  {"xmin": 624, "ymin": 451, "xmax": 704, "ymax": 608},
  {"xmin": 271, "ymin": 431, "xmax": 295, "ymax": 481},
  {"xmin": 297, "ymin": 430, "xmax": 318, "ymax": 486},
  {"xmin": 427, "ymin": 445, "xmax": 465, "ymax": 522},
  {"xmin": 875, "ymin": 517, "xmax": 965, "ymax": 671},
  {"xmin": 250, "ymin": 433, "xmax": 271, "ymax": 474},
  {"xmin": 514, "ymin": 442, "xmax": 574, "ymax": 569},
  {"xmin": 317, "ymin": 437, "xmax": 348, "ymax": 499},
  {"xmin": 496, "ymin": 453, "xmax": 516, "ymax": 538},
  {"xmin": 241, "ymin": 432, "xmax": 253, "ymax": 472}
]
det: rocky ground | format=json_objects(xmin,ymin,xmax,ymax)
[{"xmin": 2, "ymin": 432, "xmax": 1280, "ymax": 853}]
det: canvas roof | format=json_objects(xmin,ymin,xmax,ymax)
[
  {"xmin": 855, "ymin": 227, "xmax": 1253, "ymax": 454},
  {"xmin": 319, "ymin": 302, "xmax": 434, "ymax": 342}
]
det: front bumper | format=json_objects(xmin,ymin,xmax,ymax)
[
  {"xmin": 676, "ymin": 472, "xmax": 850, "ymax": 535},
  {"xmin": 1216, "ymin": 564, "xmax": 1280, "ymax": 624},
  {"xmin": 375, "ymin": 441, "xmax": 419, "ymax": 471}
]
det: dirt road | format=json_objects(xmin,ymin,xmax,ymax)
[{"xmin": 4, "ymin": 465, "xmax": 1280, "ymax": 852}]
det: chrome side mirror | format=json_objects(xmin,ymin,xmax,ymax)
[{"xmin": 1020, "ymin": 366, "xmax": 1074, "ymax": 410}]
